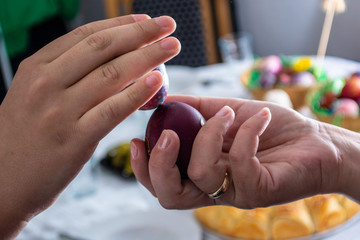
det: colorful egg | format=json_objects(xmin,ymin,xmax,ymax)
[
  {"xmin": 292, "ymin": 57, "xmax": 312, "ymax": 72},
  {"xmin": 139, "ymin": 64, "xmax": 169, "ymax": 110},
  {"xmin": 292, "ymin": 72, "xmax": 316, "ymax": 87},
  {"xmin": 259, "ymin": 72, "xmax": 277, "ymax": 88},
  {"xmin": 320, "ymin": 92, "xmax": 337, "ymax": 109},
  {"xmin": 259, "ymin": 55, "xmax": 282, "ymax": 74},
  {"xmin": 351, "ymin": 71, "xmax": 360, "ymax": 77},
  {"xmin": 339, "ymin": 75, "xmax": 360, "ymax": 101},
  {"xmin": 263, "ymin": 89, "xmax": 293, "ymax": 108},
  {"xmin": 333, "ymin": 98, "xmax": 359, "ymax": 118}
]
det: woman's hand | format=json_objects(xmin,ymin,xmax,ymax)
[
  {"xmin": 0, "ymin": 15, "xmax": 180, "ymax": 239},
  {"xmin": 131, "ymin": 95, "xmax": 353, "ymax": 210}
]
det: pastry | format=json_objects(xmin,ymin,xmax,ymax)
[
  {"xmin": 194, "ymin": 194, "xmax": 359, "ymax": 240},
  {"xmin": 271, "ymin": 200, "xmax": 314, "ymax": 239}
]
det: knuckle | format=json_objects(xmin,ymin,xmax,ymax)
[
  {"xmin": 158, "ymin": 199, "xmax": 177, "ymax": 209},
  {"xmin": 17, "ymin": 57, "xmax": 32, "ymax": 70},
  {"xmin": 73, "ymin": 24, "xmax": 94, "ymax": 37},
  {"xmin": 100, "ymin": 99, "xmax": 119, "ymax": 122},
  {"xmin": 241, "ymin": 122, "xmax": 253, "ymax": 132},
  {"xmin": 148, "ymin": 158, "xmax": 163, "ymax": 173},
  {"xmin": 228, "ymin": 148, "xmax": 239, "ymax": 160},
  {"xmin": 188, "ymin": 167, "xmax": 207, "ymax": 184},
  {"xmin": 27, "ymin": 74, "xmax": 52, "ymax": 97},
  {"xmin": 124, "ymin": 87, "xmax": 141, "ymax": 108},
  {"xmin": 133, "ymin": 21, "xmax": 150, "ymax": 36},
  {"xmin": 101, "ymin": 63, "xmax": 121, "ymax": 84},
  {"xmin": 86, "ymin": 32, "xmax": 112, "ymax": 51}
]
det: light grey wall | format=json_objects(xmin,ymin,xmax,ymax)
[{"xmin": 235, "ymin": 0, "xmax": 360, "ymax": 61}]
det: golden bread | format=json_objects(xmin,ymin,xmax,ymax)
[
  {"xmin": 194, "ymin": 194, "xmax": 359, "ymax": 240},
  {"xmin": 271, "ymin": 200, "xmax": 314, "ymax": 240},
  {"xmin": 305, "ymin": 194, "xmax": 347, "ymax": 232}
]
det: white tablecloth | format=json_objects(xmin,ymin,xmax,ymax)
[{"xmin": 19, "ymin": 57, "xmax": 360, "ymax": 240}]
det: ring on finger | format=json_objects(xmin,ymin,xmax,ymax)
[{"xmin": 207, "ymin": 172, "xmax": 230, "ymax": 199}]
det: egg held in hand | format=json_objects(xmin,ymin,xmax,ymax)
[
  {"xmin": 145, "ymin": 102, "xmax": 205, "ymax": 179},
  {"xmin": 139, "ymin": 64, "xmax": 169, "ymax": 110}
]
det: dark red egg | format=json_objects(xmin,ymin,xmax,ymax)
[
  {"xmin": 145, "ymin": 102, "xmax": 205, "ymax": 178},
  {"xmin": 339, "ymin": 75, "xmax": 360, "ymax": 100},
  {"xmin": 320, "ymin": 92, "xmax": 337, "ymax": 109}
]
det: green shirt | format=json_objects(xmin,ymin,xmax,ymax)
[{"xmin": 0, "ymin": 0, "xmax": 79, "ymax": 57}]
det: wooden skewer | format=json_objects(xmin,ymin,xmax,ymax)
[{"xmin": 317, "ymin": 0, "xmax": 346, "ymax": 67}]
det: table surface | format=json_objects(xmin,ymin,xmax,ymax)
[{"xmin": 18, "ymin": 57, "xmax": 360, "ymax": 240}]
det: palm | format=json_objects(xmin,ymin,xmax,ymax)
[{"xmin": 221, "ymin": 101, "xmax": 338, "ymax": 206}]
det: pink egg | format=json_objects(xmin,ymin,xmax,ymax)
[
  {"xmin": 260, "ymin": 55, "xmax": 282, "ymax": 74},
  {"xmin": 333, "ymin": 98, "xmax": 359, "ymax": 118}
]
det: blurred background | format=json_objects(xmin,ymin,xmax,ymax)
[
  {"xmin": 2, "ymin": 1, "xmax": 360, "ymax": 240},
  {"xmin": 77, "ymin": 0, "xmax": 360, "ymax": 63}
]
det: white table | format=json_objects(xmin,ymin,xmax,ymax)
[{"xmin": 19, "ymin": 57, "xmax": 360, "ymax": 240}]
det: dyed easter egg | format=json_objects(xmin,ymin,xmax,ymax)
[
  {"xmin": 139, "ymin": 64, "xmax": 169, "ymax": 110},
  {"xmin": 292, "ymin": 57, "xmax": 312, "ymax": 72},
  {"xmin": 277, "ymin": 70, "xmax": 293, "ymax": 86},
  {"xmin": 145, "ymin": 102, "xmax": 205, "ymax": 179},
  {"xmin": 292, "ymin": 72, "xmax": 316, "ymax": 87},
  {"xmin": 259, "ymin": 72, "xmax": 277, "ymax": 88},
  {"xmin": 320, "ymin": 92, "xmax": 337, "ymax": 109},
  {"xmin": 333, "ymin": 98, "xmax": 359, "ymax": 118},
  {"xmin": 351, "ymin": 71, "xmax": 360, "ymax": 77},
  {"xmin": 339, "ymin": 75, "xmax": 360, "ymax": 101},
  {"xmin": 263, "ymin": 89, "xmax": 293, "ymax": 108},
  {"xmin": 259, "ymin": 55, "xmax": 282, "ymax": 74}
]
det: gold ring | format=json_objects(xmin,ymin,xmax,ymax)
[{"xmin": 207, "ymin": 173, "xmax": 230, "ymax": 199}]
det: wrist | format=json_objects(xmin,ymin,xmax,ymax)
[
  {"xmin": 0, "ymin": 154, "xmax": 30, "ymax": 239},
  {"xmin": 322, "ymin": 122, "xmax": 360, "ymax": 201},
  {"xmin": 0, "ymin": 198, "xmax": 29, "ymax": 239}
]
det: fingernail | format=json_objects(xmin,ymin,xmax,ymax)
[
  {"xmin": 130, "ymin": 141, "xmax": 138, "ymax": 159},
  {"xmin": 256, "ymin": 107, "xmax": 270, "ymax": 117},
  {"xmin": 216, "ymin": 106, "xmax": 235, "ymax": 129},
  {"xmin": 132, "ymin": 14, "xmax": 151, "ymax": 22},
  {"xmin": 160, "ymin": 38, "xmax": 177, "ymax": 50},
  {"xmin": 158, "ymin": 131, "xmax": 170, "ymax": 150},
  {"xmin": 215, "ymin": 106, "xmax": 233, "ymax": 117},
  {"xmin": 145, "ymin": 74, "xmax": 160, "ymax": 88},
  {"xmin": 155, "ymin": 16, "xmax": 172, "ymax": 28}
]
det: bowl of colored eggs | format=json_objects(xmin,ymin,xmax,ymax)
[
  {"xmin": 308, "ymin": 71, "xmax": 360, "ymax": 132},
  {"xmin": 240, "ymin": 55, "xmax": 328, "ymax": 109}
]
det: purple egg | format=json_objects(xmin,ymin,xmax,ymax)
[
  {"xmin": 333, "ymin": 98, "xmax": 359, "ymax": 118},
  {"xmin": 139, "ymin": 64, "xmax": 169, "ymax": 110},
  {"xmin": 259, "ymin": 55, "xmax": 282, "ymax": 74},
  {"xmin": 145, "ymin": 102, "xmax": 205, "ymax": 178},
  {"xmin": 292, "ymin": 72, "xmax": 315, "ymax": 87},
  {"xmin": 259, "ymin": 72, "xmax": 277, "ymax": 88}
]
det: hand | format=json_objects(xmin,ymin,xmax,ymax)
[
  {"xmin": 131, "ymin": 95, "xmax": 350, "ymax": 210},
  {"xmin": 0, "ymin": 15, "xmax": 180, "ymax": 238}
]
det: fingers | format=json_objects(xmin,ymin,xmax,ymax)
[
  {"xmin": 77, "ymin": 71, "xmax": 163, "ymax": 141},
  {"xmin": 165, "ymin": 95, "xmax": 247, "ymax": 120},
  {"xmin": 33, "ymin": 14, "xmax": 150, "ymax": 63},
  {"xmin": 147, "ymin": 130, "xmax": 213, "ymax": 209},
  {"xmin": 68, "ymin": 37, "xmax": 180, "ymax": 117},
  {"xmin": 228, "ymin": 108, "xmax": 271, "ymax": 203},
  {"xmin": 50, "ymin": 16, "xmax": 177, "ymax": 88},
  {"xmin": 130, "ymin": 138, "xmax": 156, "ymax": 196},
  {"xmin": 188, "ymin": 106, "xmax": 235, "ymax": 195}
]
